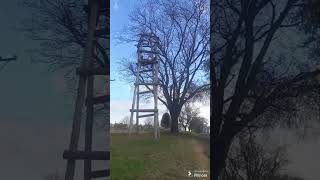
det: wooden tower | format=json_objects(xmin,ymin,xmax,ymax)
[
  {"xmin": 63, "ymin": 0, "xmax": 110, "ymax": 179},
  {"xmin": 128, "ymin": 33, "xmax": 160, "ymax": 139}
]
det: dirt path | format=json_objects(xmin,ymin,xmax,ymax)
[
  {"xmin": 193, "ymin": 139, "xmax": 209, "ymax": 168},
  {"xmin": 191, "ymin": 138, "xmax": 210, "ymax": 179}
]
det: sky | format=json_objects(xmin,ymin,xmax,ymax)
[{"xmin": 110, "ymin": 0, "xmax": 210, "ymax": 124}]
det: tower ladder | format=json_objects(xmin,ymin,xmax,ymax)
[{"xmin": 63, "ymin": 0, "xmax": 110, "ymax": 179}]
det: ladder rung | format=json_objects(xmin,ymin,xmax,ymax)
[
  {"xmin": 138, "ymin": 50, "xmax": 158, "ymax": 54},
  {"xmin": 138, "ymin": 113, "xmax": 155, "ymax": 118},
  {"xmin": 141, "ymin": 44, "xmax": 152, "ymax": 47},
  {"xmin": 90, "ymin": 169, "xmax": 110, "ymax": 178},
  {"xmin": 76, "ymin": 67, "xmax": 108, "ymax": 76},
  {"xmin": 139, "ymin": 90, "xmax": 153, "ymax": 94},
  {"xmin": 130, "ymin": 109, "xmax": 158, "ymax": 112},
  {"xmin": 140, "ymin": 69, "xmax": 153, "ymax": 73},
  {"xmin": 0, "ymin": 56, "xmax": 17, "ymax": 61},
  {"xmin": 139, "ymin": 60, "xmax": 158, "ymax": 65},
  {"xmin": 63, "ymin": 150, "xmax": 110, "ymax": 160}
]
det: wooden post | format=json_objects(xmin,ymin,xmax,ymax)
[
  {"xmin": 153, "ymin": 42, "xmax": 160, "ymax": 139},
  {"xmin": 129, "ymin": 86, "xmax": 137, "ymax": 135},
  {"xmin": 136, "ymin": 46, "xmax": 142, "ymax": 134},
  {"xmin": 129, "ymin": 63, "xmax": 141, "ymax": 135},
  {"xmin": 136, "ymin": 78, "xmax": 140, "ymax": 133},
  {"xmin": 84, "ymin": 58, "xmax": 95, "ymax": 180}
]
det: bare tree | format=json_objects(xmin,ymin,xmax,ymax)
[
  {"xmin": 299, "ymin": 0, "xmax": 320, "ymax": 61},
  {"xmin": 144, "ymin": 117, "xmax": 154, "ymax": 130},
  {"xmin": 222, "ymin": 133, "xmax": 288, "ymax": 180},
  {"xmin": 179, "ymin": 103, "xmax": 200, "ymax": 132},
  {"xmin": 189, "ymin": 116, "xmax": 208, "ymax": 133},
  {"xmin": 211, "ymin": 0, "xmax": 320, "ymax": 178},
  {"xmin": 160, "ymin": 112, "xmax": 171, "ymax": 128},
  {"xmin": 21, "ymin": 0, "xmax": 109, "ymax": 126},
  {"xmin": 120, "ymin": 116, "xmax": 130, "ymax": 126},
  {"xmin": 21, "ymin": 0, "xmax": 108, "ymax": 73},
  {"xmin": 120, "ymin": 0, "xmax": 210, "ymax": 133}
]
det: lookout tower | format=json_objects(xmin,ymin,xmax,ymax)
[{"xmin": 129, "ymin": 33, "xmax": 160, "ymax": 139}]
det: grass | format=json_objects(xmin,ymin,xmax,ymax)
[{"xmin": 110, "ymin": 131, "xmax": 210, "ymax": 180}]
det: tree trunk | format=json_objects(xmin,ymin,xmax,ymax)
[
  {"xmin": 170, "ymin": 112, "xmax": 179, "ymax": 133},
  {"xmin": 212, "ymin": 133, "xmax": 234, "ymax": 180},
  {"xmin": 169, "ymin": 105, "xmax": 182, "ymax": 133}
]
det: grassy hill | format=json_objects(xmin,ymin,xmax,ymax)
[{"xmin": 110, "ymin": 131, "xmax": 210, "ymax": 180}]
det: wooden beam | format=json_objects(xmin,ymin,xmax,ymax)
[
  {"xmin": 140, "ymin": 69, "xmax": 153, "ymax": 73},
  {"xmin": 138, "ymin": 90, "xmax": 153, "ymax": 94},
  {"xmin": 130, "ymin": 109, "xmax": 158, "ymax": 112},
  {"xmin": 139, "ymin": 60, "xmax": 158, "ymax": 65},
  {"xmin": 138, "ymin": 113, "xmax": 155, "ymax": 118},
  {"xmin": 136, "ymin": 73, "xmax": 140, "ymax": 131},
  {"xmin": 153, "ymin": 46, "xmax": 160, "ymax": 139},
  {"xmin": 138, "ymin": 50, "xmax": 158, "ymax": 54},
  {"xmin": 0, "ymin": 56, "xmax": 17, "ymax": 61},
  {"xmin": 84, "ymin": 73, "xmax": 94, "ymax": 180}
]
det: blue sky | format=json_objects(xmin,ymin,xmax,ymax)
[
  {"xmin": 110, "ymin": 0, "xmax": 134, "ymax": 101},
  {"xmin": 110, "ymin": 0, "xmax": 136, "ymax": 123},
  {"xmin": 110, "ymin": 0, "xmax": 210, "ymax": 123}
]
